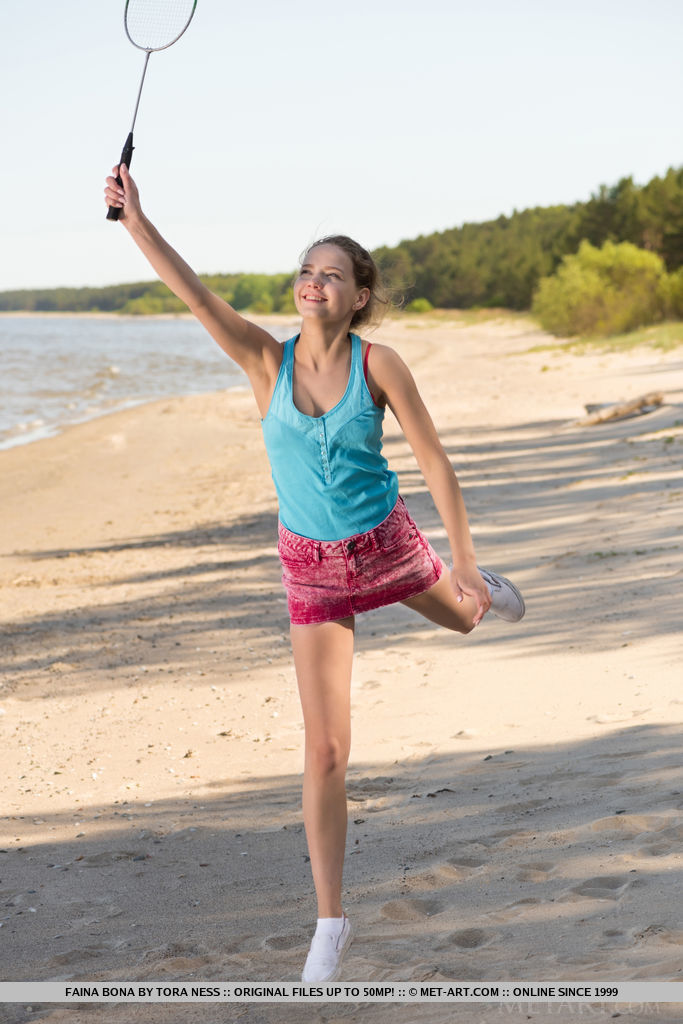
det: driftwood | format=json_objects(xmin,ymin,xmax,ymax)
[{"xmin": 578, "ymin": 391, "xmax": 664, "ymax": 426}]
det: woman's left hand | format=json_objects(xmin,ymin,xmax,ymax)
[{"xmin": 450, "ymin": 564, "xmax": 491, "ymax": 626}]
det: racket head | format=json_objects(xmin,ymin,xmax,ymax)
[{"xmin": 124, "ymin": 0, "xmax": 197, "ymax": 52}]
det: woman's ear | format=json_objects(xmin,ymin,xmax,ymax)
[{"xmin": 354, "ymin": 288, "xmax": 370, "ymax": 311}]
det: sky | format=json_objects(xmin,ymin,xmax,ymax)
[{"xmin": 2, "ymin": 0, "xmax": 682, "ymax": 290}]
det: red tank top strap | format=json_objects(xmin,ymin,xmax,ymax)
[
  {"xmin": 362, "ymin": 341, "xmax": 381, "ymax": 408},
  {"xmin": 363, "ymin": 341, "xmax": 372, "ymax": 385}
]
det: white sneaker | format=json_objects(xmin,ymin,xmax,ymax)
[
  {"xmin": 478, "ymin": 567, "xmax": 526, "ymax": 622},
  {"xmin": 301, "ymin": 915, "xmax": 352, "ymax": 983}
]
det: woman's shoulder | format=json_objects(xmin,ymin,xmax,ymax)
[
  {"xmin": 361, "ymin": 340, "xmax": 412, "ymax": 408},
  {"xmin": 362, "ymin": 339, "xmax": 405, "ymax": 371},
  {"xmin": 360, "ymin": 336, "xmax": 394, "ymax": 354}
]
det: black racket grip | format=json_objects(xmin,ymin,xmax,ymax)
[{"xmin": 106, "ymin": 133, "xmax": 135, "ymax": 222}]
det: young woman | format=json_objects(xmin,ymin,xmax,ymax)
[{"xmin": 104, "ymin": 165, "xmax": 525, "ymax": 983}]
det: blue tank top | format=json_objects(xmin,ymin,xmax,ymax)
[{"xmin": 261, "ymin": 333, "xmax": 399, "ymax": 541}]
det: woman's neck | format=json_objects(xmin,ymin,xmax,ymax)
[{"xmin": 296, "ymin": 322, "xmax": 353, "ymax": 367}]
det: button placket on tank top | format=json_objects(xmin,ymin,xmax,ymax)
[{"xmin": 317, "ymin": 417, "xmax": 332, "ymax": 485}]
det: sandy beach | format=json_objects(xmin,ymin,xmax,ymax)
[{"xmin": 1, "ymin": 313, "xmax": 682, "ymax": 1024}]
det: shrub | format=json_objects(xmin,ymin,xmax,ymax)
[
  {"xmin": 532, "ymin": 240, "xmax": 667, "ymax": 336},
  {"xmin": 405, "ymin": 297, "xmax": 434, "ymax": 313}
]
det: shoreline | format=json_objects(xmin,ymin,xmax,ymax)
[
  {"xmin": 0, "ymin": 310, "xmax": 302, "ymax": 324},
  {"xmin": 0, "ymin": 313, "xmax": 299, "ymax": 454},
  {"xmin": 0, "ymin": 385, "xmax": 254, "ymax": 455}
]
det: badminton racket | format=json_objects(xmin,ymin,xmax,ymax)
[{"xmin": 106, "ymin": 0, "xmax": 198, "ymax": 221}]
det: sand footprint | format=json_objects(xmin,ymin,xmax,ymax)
[
  {"xmin": 638, "ymin": 840, "xmax": 678, "ymax": 857},
  {"xmin": 565, "ymin": 875, "xmax": 632, "ymax": 901},
  {"xmin": 514, "ymin": 861, "xmax": 556, "ymax": 882},
  {"xmin": 636, "ymin": 820, "xmax": 683, "ymax": 858},
  {"xmin": 136, "ymin": 942, "xmax": 219, "ymax": 975},
  {"xmin": 590, "ymin": 812, "xmax": 679, "ymax": 837},
  {"xmin": 346, "ymin": 776, "xmax": 396, "ymax": 811},
  {"xmin": 461, "ymin": 829, "xmax": 534, "ymax": 851},
  {"xmin": 411, "ymin": 856, "xmax": 487, "ymax": 887},
  {"xmin": 347, "ymin": 775, "xmax": 395, "ymax": 797},
  {"xmin": 598, "ymin": 928, "xmax": 632, "ymax": 949},
  {"xmin": 441, "ymin": 927, "xmax": 492, "ymax": 949},
  {"xmin": 380, "ymin": 898, "xmax": 443, "ymax": 921},
  {"xmin": 487, "ymin": 897, "xmax": 543, "ymax": 923},
  {"xmin": 402, "ymin": 867, "xmax": 458, "ymax": 890},
  {"xmin": 399, "ymin": 849, "xmax": 488, "ymax": 892},
  {"xmin": 489, "ymin": 829, "xmax": 538, "ymax": 850},
  {"xmin": 446, "ymin": 854, "xmax": 487, "ymax": 870}
]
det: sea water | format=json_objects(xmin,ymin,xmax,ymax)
[{"xmin": 0, "ymin": 315, "xmax": 293, "ymax": 450}]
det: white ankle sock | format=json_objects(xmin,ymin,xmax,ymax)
[{"xmin": 315, "ymin": 915, "xmax": 345, "ymax": 938}]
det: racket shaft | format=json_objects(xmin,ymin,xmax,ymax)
[{"xmin": 106, "ymin": 133, "xmax": 135, "ymax": 222}]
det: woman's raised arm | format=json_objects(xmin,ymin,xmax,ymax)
[{"xmin": 104, "ymin": 164, "xmax": 282, "ymax": 410}]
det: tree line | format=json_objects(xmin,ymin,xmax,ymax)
[
  {"xmin": 375, "ymin": 166, "xmax": 683, "ymax": 310},
  {"xmin": 1, "ymin": 167, "xmax": 682, "ymax": 316},
  {"xmin": 0, "ymin": 273, "xmax": 297, "ymax": 316}
]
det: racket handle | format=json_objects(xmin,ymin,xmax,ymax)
[{"xmin": 106, "ymin": 133, "xmax": 135, "ymax": 222}]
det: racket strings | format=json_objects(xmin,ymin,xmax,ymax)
[{"xmin": 125, "ymin": 0, "xmax": 197, "ymax": 51}]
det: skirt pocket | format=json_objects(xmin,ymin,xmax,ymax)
[
  {"xmin": 278, "ymin": 536, "xmax": 316, "ymax": 570},
  {"xmin": 374, "ymin": 499, "xmax": 413, "ymax": 552}
]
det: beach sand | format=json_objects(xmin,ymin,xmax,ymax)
[{"xmin": 1, "ymin": 314, "xmax": 682, "ymax": 1024}]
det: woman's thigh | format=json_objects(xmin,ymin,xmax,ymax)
[
  {"xmin": 401, "ymin": 572, "xmax": 477, "ymax": 633},
  {"xmin": 290, "ymin": 617, "xmax": 356, "ymax": 747}
]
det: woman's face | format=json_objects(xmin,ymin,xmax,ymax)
[{"xmin": 293, "ymin": 244, "xmax": 369, "ymax": 324}]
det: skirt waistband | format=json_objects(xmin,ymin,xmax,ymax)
[{"xmin": 278, "ymin": 496, "xmax": 407, "ymax": 557}]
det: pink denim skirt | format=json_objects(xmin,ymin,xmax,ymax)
[{"xmin": 278, "ymin": 496, "xmax": 444, "ymax": 625}]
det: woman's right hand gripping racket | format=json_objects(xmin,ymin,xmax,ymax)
[{"xmin": 107, "ymin": 0, "xmax": 197, "ymax": 221}]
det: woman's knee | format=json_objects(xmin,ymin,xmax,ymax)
[
  {"xmin": 456, "ymin": 612, "xmax": 476, "ymax": 635},
  {"xmin": 305, "ymin": 734, "xmax": 350, "ymax": 777}
]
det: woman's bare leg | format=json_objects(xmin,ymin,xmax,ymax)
[
  {"xmin": 401, "ymin": 570, "xmax": 479, "ymax": 632},
  {"xmin": 290, "ymin": 616, "xmax": 355, "ymax": 918}
]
